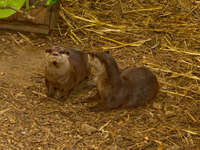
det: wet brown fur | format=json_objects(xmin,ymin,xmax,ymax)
[
  {"xmin": 87, "ymin": 52, "xmax": 159, "ymax": 111},
  {"xmin": 45, "ymin": 46, "xmax": 89, "ymax": 100}
]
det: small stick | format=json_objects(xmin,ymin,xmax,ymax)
[{"xmin": 184, "ymin": 110, "xmax": 197, "ymax": 122}]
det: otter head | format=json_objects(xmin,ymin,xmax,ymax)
[
  {"xmin": 45, "ymin": 46, "xmax": 70, "ymax": 67},
  {"xmin": 88, "ymin": 51, "xmax": 120, "ymax": 83},
  {"xmin": 87, "ymin": 51, "xmax": 110, "ymax": 77}
]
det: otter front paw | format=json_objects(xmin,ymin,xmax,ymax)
[
  {"xmin": 82, "ymin": 93, "xmax": 99, "ymax": 103},
  {"xmin": 58, "ymin": 94, "xmax": 69, "ymax": 101},
  {"xmin": 58, "ymin": 90, "xmax": 70, "ymax": 101},
  {"xmin": 46, "ymin": 84, "xmax": 56, "ymax": 98}
]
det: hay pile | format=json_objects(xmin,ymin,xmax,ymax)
[{"xmin": 54, "ymin": 0, "xmax": 200, "ymax": 149}]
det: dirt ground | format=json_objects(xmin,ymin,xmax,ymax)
[
  {"xmin": 0, "ymin": 1, "xmax": 200, "ymax": 150},
  {"xmin": 0, "ymin": 32, "xmax": 199, "ymax": 150}
]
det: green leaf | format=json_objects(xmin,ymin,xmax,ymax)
[
  {"xmin": 45, "ymin": 0, "xmax": 59, "ymax": 6},
  {"xmin": 0, "ymin": 0, "xmax": 25, "ymax": 19}
]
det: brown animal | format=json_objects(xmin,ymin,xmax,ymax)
[
  {"xmin": 87, "ymin": 51, "xmax": 159, "ymax": 111},
  {"xmin": 45, "ymin": 45, "xmax": 89, "ymax": 100}
]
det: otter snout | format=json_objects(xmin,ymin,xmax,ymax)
[{"xmin": 52, "ymin": 52, "xmax": 59, "ymax": 56}]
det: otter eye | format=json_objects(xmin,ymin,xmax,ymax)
[{"xmin": 65, "ymin": 51, "xmax": 70, "ymax": 55}]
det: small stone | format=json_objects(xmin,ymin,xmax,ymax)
[
  {"xmin": 0, "ymin": 72, "xmax": 5, "ymax": 76},
  {"xmin": 166, "ymin": 145, "xmax": 180, "ymax": 150},
  {"xmin": 165, "ymin": 111, "xmax": 175, "ymax": 117},
  {"xmin": 90, "ymin": 145, "xmax": 98, "ymax": 149},
  {"xmin": 81, "ymin": 123, "xmax": 97, "ymax": 135},
  {"xmin": 19, "ymin": 39, "xmax": 24, "ymax": 44},
  {"xmin": 21, "ymin": 131, "xmax": 26, "ymax": 135},
  {"xmin": 144, "ymin": 136, "xmax": 149, "ymax": 141},
  {"xmin": 39, "ymin": 43, "xmax": 46, "ymax": 47},
  {"xmin": 105, "ymin": 144, "xmax": 118, "ymax": 150},
  {"xmin": 162, "ymin": 85, "xmax": 168, "ymax": 90},
  {"xmin": 16, "ymin": 92, "xmax": 26, "ymax": 98},
  {"xmin": 153, "ymin": 102, "xmax": 162, "ymax": 110},
  {"xmin": 17, "ymin": 142, "xmax": 24, "ymax": 148},
  {"xmin": 9, "ymin": 118, "xmax": 16, "ymax": 124}
]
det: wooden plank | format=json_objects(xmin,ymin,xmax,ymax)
[
  {"xmin": 4, "ymin": 7, "xmax": 51, "ymax": 25},
  {"xmin": 0, "ymin": 22, "xmax": 49, "ymax": 34}
]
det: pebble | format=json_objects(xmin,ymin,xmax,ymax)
[
  {"xmin": 165, "ymin": 111, "xmax": 175, "ymax": 117},
  {"xmin": 153, "ymin": 102, "xmax": 162, "ymax": 110},
  {"xmin": 166, "ymin": 145, "xmax": 180, "ymax": 150},
  {"xmin": 81, "ymin": 123, "xmax": 97, "ymax": 135},
  {"xmin": 1, "ymin": 72, "xmax": 5, "ymax": 76},
  {"xmin": 21, "ymin": 131, "xmax": 26, "ymax": 135}
]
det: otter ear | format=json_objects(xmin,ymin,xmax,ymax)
[
  {"xmin": 87, "ymin": 52, "xmax": 95, "ymax": 58},
  {"xmin": 87, "ymin": 53, "xmax": 91, "ymax": 60},
  {"xmin": 87, "ymin": 53, "xmax": 95, "ymax": 63}
]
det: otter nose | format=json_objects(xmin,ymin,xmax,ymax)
[{"xmin": 52, "ymin": 52, "xmax": 58, "ymax": 56}]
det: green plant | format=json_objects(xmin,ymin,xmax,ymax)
[
  {"xmin": 0, "ymin": 0, "xmax": 58, "ymax": 19},
  {"xmin": 0, "ymin": 0, "xmax": 25, "ymax": 18}
]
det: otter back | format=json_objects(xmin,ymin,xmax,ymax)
[
  {"xmin": 87, "ymin": 52, "xmax": 159, "ymax": 111},
  {"xmin": 120, "ymin": 67, "xmax": 159, "ymax": 107}
]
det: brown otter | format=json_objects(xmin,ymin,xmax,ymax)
[
  {"xmin": 45, "ymin": 45, "xmax": 89, "ymax": 100},
  {"xmin": 87, "ymin": 51, "xmax": 159, "ymax": 111}
]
